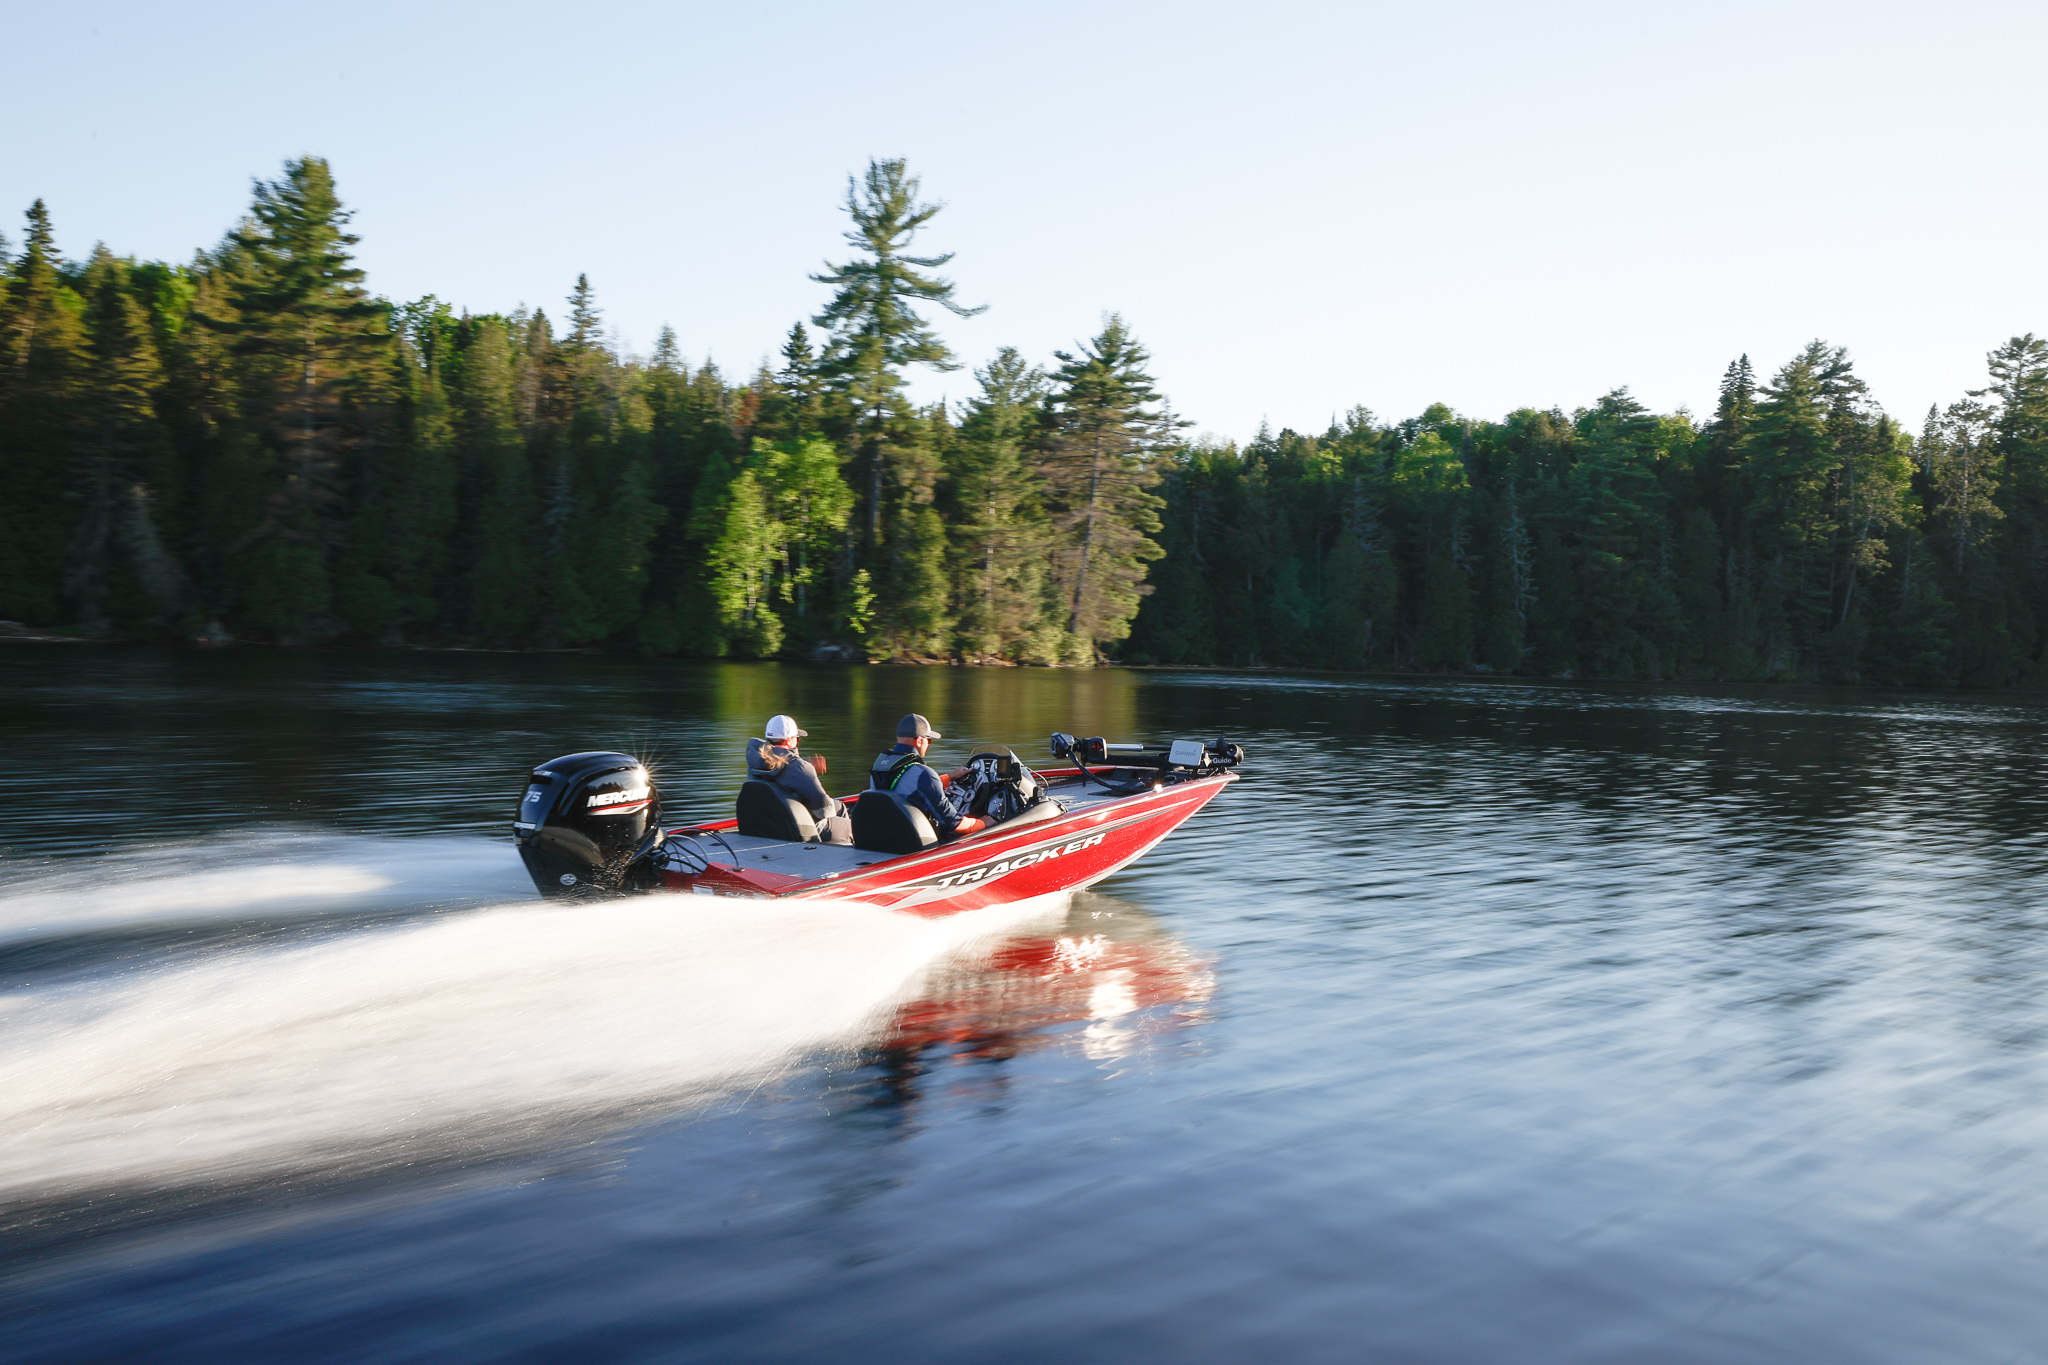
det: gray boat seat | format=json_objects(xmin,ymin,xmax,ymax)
[
  {"xmin": 736, "ymin": 780, "xmax": 817, "ymax": 842},
  {"xmin": 850, "ymin": 790, "xmax": 938, "ymax": 854}
]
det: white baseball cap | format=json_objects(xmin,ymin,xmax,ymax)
[{"xmin": 765, "ymin": 714, "xmax": 808, "ymax": 741}]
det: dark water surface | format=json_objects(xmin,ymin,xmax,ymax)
[{"xmin": 5, "ymin": 648, "xmax": 2048, "ymax": 1363}]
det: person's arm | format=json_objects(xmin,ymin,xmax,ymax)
[
  {"xmin": 911, "ymin": 766, "xmax": 954, "ymax": 833},
  {"xmin": 903, "ymin": 766, "xmax": 958, "ymax": 835},
  {"xmin": 778, "ymin": 758, "xmax": 834, "ymax": 816},
  {"xmin": 916, "ymin": 766, "xmax": 983, "ymax": 836}
]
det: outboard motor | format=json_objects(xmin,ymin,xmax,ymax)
[{"xmin": 514, "ymin": 751, "xmax": 662, "ymax": 898}]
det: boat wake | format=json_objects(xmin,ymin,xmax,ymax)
[
  {"xmin": 0, "ymin": 833, "xmax": 1067, "ymax": 1222},
  {"xmin": 0, "ymin": 831, "xmax": 534, "ymax": 949}
]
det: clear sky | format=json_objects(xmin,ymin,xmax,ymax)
[{"xmin": 10, "ymin": 0, "xmax": 2046, "ymax": 442}]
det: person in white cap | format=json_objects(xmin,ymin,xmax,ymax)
[{"xmin": 747, "ymin": 715, "xmax": 846, "ymax": 826}]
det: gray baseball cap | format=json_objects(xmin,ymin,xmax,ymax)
[{"xmin": 896, "ymin": 713, "xmax": 942, "ymax": 739}]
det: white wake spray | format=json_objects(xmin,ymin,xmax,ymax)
[
  {"xmin": 0, "ymin": 835, "xmax": 1063, "ymax": 1201},
  {"xmin": 0, "ymin": 833, "xmax": 533, "ymax": 945}
]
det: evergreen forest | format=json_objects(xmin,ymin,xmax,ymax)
[{"xmin": 5, "ymin": 155, "xmax": 2047, "ymax": 688}]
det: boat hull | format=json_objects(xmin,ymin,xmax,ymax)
[{"xmin": 658, "ymin": 770, "xmax": 1235, "ymax": 917}]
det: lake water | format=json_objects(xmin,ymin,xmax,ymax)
[{"xmin": 4, "ymin": 649, "xmax": 2048, "ymax": 1363}]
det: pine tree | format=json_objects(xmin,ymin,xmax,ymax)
[
  {"xmin": 1038, "ymin": 315, "xmax": 1181, "ymax": 657},
  {"xmin": 1391, "ymin": 426, "xmax": 1477, "ymax": 669},
  {"xmin": 1700, "ymin": 354, "xmax": 1755, "ymax": 522},
  {"xmin": 873, "ymin": 404, "xmax": 952, "ymax": 654},
  {"xmin": 1928, "ymin": 400, "xmax": 2003, "ymax": 576},
  {"xmin": 365, "ymin": 295, "xmax": 460, "ymax": 636},
  {"xmin": 454, "ymin": 314, "xmax": 536, "ymax": 642},
  {"xmin": 753, "ymin": 323, "xmax": 824, "ymax": 443},
  {"xmin": 204, "ymin": 157, "xmax": 391, "ymax": 639},
  {"xmin": 946, "ymin": 346, "xmax": 1052, "ymax": 659},
  {"xmin": 1738, "ymin": 344, "xmax": 1862, "ymax": 673},
  {"xmin": 1925, "ymin": 399, "xmax": 2014, "ymax": 683},
  {"xmin": 1559, "ymin": 389, "xmax": 1674, "ymax": 674},
  {"xmin": 1971, "ymin": 334, "xmax": 2048, "ymax": 675},
  {"xmin": 1413, "ymin": 529, "xmax": 1473, "ymax": 669},
  {"xmin": 635, "ymin": 325, "xmax": 698, "ymax": 653},
  {"xmin": 1744, "ymin": 349, "xmax": 1837, "ymax": 530},
  {"xmin": 556, "ymin": 274, "xmax": 616, "ymax": 465},
  {"xmin": 67, "ymin": 246, "xmax": 184, "ymax": 632},
  {"xmin": 1319, "ymin": 472, "xmax": 1399, "ymax": 670},
  {"xmin": 0, "ymin": 201, "xmax": 88, "ymax": 624},
  {"xmin": 1481, "ymin": 479, "xmax": 1535, "ymax": 670},
  {"xmin": 1829, "ymin": 412, "xmax": 1910, "ymax": 635},
  {"xmin": 565, "ymin": 274, "xmax": 603, "ymax": 352},
  {"xmin": 810, "ymin": 158, "xmax": 983, "ymax": 555},
  {"xmin": 1973, "ymin": 335, "xmax": 2048, "ymax": 480}
]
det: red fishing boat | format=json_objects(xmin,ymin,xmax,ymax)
[{"xmin": 513, "ymin": 734, "xmax": 1243, "ymax": 917}]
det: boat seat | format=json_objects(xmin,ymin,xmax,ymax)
[
  {"xmin": 850, "ymin": 790, "xmax": 938, "ymax": 854},
  {"xmin": 736, "ymin": 780, "xmax": 818, "ymax": 842}
]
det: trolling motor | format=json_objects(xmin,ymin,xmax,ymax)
[
  {"xmin": 1050, "ymin": 733, "xmax": 1246, "ymax": 783},
  {"xmin": 514, "ymin": 751, "xmax": 665, "ymax": 898}
]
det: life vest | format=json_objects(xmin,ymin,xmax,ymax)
[{"xmin": 869, "ymin": 750, "xmax": 924, "ymax": 791}]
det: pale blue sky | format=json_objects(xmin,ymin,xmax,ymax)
[{"xmin": 10, "ymin": 0, "xmax": 2045, "ymax": 440}]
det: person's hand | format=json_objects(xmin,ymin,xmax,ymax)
[
  {"xmin": 955, "ymin": 816, "xmax": 985, "ymax": 836},
  {"xmin": 812, "ymin": 754, "xmax": 827, "ymax": 774}
]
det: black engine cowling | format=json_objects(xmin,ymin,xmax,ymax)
[{"xmin": 514, "ymin": 751, "xmax": 662, "ymax": 898}]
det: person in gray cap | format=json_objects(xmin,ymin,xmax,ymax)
[
  {"xmin": 748, "ymin": 714, "xmax": 847, "ymax": 827},
  {"xmin": 869, "ymin": 713, "xmax": 983, "ymax": 839}
]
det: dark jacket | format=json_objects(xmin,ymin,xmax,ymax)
[
  {"xmin": 747, "ymin": 739, "xmax": 840, "ymax": 821},
  {"xmin": 870, "ymin": 743, "xmax": 959, "ymax": 835}
]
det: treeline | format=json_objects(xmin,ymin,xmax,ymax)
[
  {"xmin": 0, "ymin": 157, "xmax": 1172, "ymax": 664},
  {"xmin": 1129, "ymin": 344, "xmax": 2046, "ymax": 688},
  {"xmin": 5, "ymin": 156, "xmax": 2048, "ymax": 687}
]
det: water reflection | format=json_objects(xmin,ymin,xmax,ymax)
[{"xmin": 855, "ymin": 892, "xmax": 1214, "ymax": 1114}]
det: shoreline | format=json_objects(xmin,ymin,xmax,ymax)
[{"xmin": 5, "ymin": 633, "xmax": 2044, "ymax": 696}]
